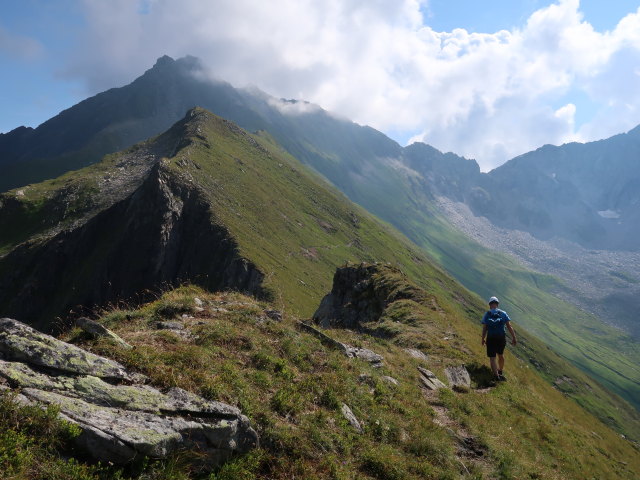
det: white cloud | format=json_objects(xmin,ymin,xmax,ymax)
[
  {"xmin": 266, "ymin": 98, "xmax": 322, "ymax": 116},
  {"xmin": 68, "ymin": 0, "xmax": 640, "ymax": 170}
]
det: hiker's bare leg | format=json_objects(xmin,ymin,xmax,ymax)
[
  {"xmin": 498, "ymin": 354, "xmax": 505, "ymax": 372},
  {"xmin": 489, "ymin": 356, "xmax": 498, "ymax": 376}
]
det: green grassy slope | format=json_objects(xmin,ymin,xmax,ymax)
[
  {"xmin": 163, "ymin": 111, "xmax": 640, "ymax": 437},
  {"xmin": 303, "ymin": 149, "xmax": 640, "ymax": 416},
  {"xmin": 4, "ymin": 274, "xmax": 637, "ymax": 479},
  {"xmin": 2, "ymin": 108, "xmax": 638, "ymax": 442},
  {"xmin": 158, "ymin": 109, "xmax": 462, "ymax": 317},
  {"xmin": 0, "ymin": 109, "xmax": 640, "ymax": 438},
  {"xmin": 399, "ymin": 200, "xmax": 640, "ymax": 416}
]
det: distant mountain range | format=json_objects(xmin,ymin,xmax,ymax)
[
  {"xmin": 3, "ymin": 55, "xmax": 640, "ymax": 252},
  {"xmin": 1, "ymin": 55, "xmax": 638, "ymax": 411}
]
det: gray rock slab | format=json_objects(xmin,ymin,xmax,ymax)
[
  {"xmin": 341, "ymin": 403, "xmax": 363, "ymax": 433},
  {"xmin": 0, "ymin": 318, "xmax": 144, "ymax": 382},
  {"xmin": 344, "ymin": 346, "xmax": 384, "ymax": 368},
  {"xmin": 445, "ymin": 365, "xmax": 471, "ymax": 390},
  {"xmin": 155, "ymin": 321, "xmax": 185, "ymax": 330},
  {"xmin": 381, "ymin": 375, "xmax": 399, "ymax": 386},
  {"xmin": 404, "ymin": 348, "xmax": 429, "ymax": 362},
  {"xmin": 297, "ymin": 322, "xmax": 383, "ymax": 367},
  {"xmin": 0, "ymin": 318, "xmax": 258, "ymax": 467},
  {"xmin": 417, "ymin": 367, "xmax": 447, "ymax": 390}
]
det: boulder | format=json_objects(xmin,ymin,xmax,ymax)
[
  {"xmin": 381, "ymin": 375, "xmax": 399, "ymax": 386},
  {"xmin": 417, "ymin": 367, "xmax": 447, "ymax": 391},
  {"xmin": 0, "ymin": 318, "xmax": 258, "ymax": 467},
  {"xmin": 76, "ymin": 317, "xmax": 133, "ymax": 349},
  {"xmin": 404, "ymin": 348, "xmax": 429, "ymax": 362},
  {"xmin": 155, "ymin": 321, "xmax": 185, "ymax": 330},
  {"xmin": 341, "ymin": 403, "xmax": 363, "ymax": 433},
  {"xmin": 444, "ymin": 365, "xmax": 471, "ymax": 391}
]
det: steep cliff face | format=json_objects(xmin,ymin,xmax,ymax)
[{"xmin": 0, "ymin": 163, "xmax": 263, "ymax": 332}]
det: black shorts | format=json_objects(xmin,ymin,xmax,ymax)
[{"xmin": 486, "ymin": 335, "xmax": 506, "ymax": 357}]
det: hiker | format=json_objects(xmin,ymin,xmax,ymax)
[{"xmin": 481, "ymin": 296, "xmax": 517, "ymax": 381}]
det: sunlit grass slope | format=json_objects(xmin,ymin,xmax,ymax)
[
  {"xmin": 309, "ymin": 149, "xmax": 640, "ymax": 415},
  {"xmin": 3, "ymin": 274, "xmax": 636, "ymax": 479}
]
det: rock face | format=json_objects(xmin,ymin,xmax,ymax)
[
  {"xmin": 0, "ymin": 151, "xmax": 264, "ymax": 333},
  {"xmin": 313, "ymin": 263, "xmax": 424, "ymax": 330},
  {"xmin": 0, "ymin": 318, "xmax": 258, "ymax": 466}
]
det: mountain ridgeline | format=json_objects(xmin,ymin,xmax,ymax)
[
  {"xmin": 0, "ymin": 107, "xmax": 450, "ymax": 331},
  {"xmin": 2, "ymin": 55, "xmax": 639, "ymax": 253},
  {"xmin": 0, "ymin": 56, "xmax": 639, "ymax": 436}
]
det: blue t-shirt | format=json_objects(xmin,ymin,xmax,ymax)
[{"xmin": 481, "ymin": 309, "xmax": 511, "ymax": 337}]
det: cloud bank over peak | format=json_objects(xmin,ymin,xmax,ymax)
[{"xmin": 68, "ymin": 0, "xmax": 640, "ymax": 170}]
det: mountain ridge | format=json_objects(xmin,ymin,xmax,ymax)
[{"xmin": 1, "ymin": 55, "xmax": 638, "ymax": 422}]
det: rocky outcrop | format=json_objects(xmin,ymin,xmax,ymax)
[
  {"xmin": 0, "ymin": 318, "xmax": 258, "ymax": 466},
  {"xmin": 313, "ymin": 263, "xmax": 425, "ymax": 331}
]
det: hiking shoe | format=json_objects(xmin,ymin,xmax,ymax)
[{"xmin": 497, "ymin": 374, "xmax": 507, "ymax": 382}]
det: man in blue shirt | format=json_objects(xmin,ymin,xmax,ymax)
[{"xmin": 481, "ymin": 296, "xmax": 517, "ymax": 381}]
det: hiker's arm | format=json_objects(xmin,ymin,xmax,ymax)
[
  {"xmin": 506, "ymin": 321, "xmax": 517, "ymax": 345},
  {"xmin": 481, "ymin": 324, "xmax": 487, "ymax": 345}
]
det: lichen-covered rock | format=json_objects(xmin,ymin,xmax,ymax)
[
  {"xmin": 0, "ymin": 318, "xmax": 258, "ymax": 467},
  {"xmin": 0, "ymin": 318, "xmax": 144, "ymax": 382},
  {"xmin": 344, "ymin": 345, "xmax": 383, "ymax": 368},
  {"xmin": 417, "ymin": 367, "xmax": 447, "ymax": 391},
  {"xmin": 444, "ymin": 365, "xmax": 471, "ymax": 391}
]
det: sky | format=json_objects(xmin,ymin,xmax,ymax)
[{"xmin": 1, "ymin": 0, "xmax": 640, "ymax": 171}]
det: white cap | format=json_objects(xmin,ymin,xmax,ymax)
[{"xmin": 489, "ymin": 296, "xmax": 499, "ymax": 304}]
